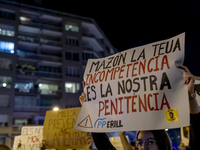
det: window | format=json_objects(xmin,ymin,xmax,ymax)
[
  {"xmin": 66, "ymin": 37, "xmax": 79, "ymax": 46},
  {"xmin": 38, "ymin": 119, "xmax": 44, "ymax": 125},
  {"xmin": 40, "ymin": 99, "xmax": 59, "ymax": 106},
  {"xmin": 0, "ymin": 29, "xmax": 15, "ymax": 37},
  {"xmin": 66, "ymin": 67, "xmax": 80, "ymax": 77},
  {"xmin": 0, "ymin": 10, "xmax": 15, "ymax": 20},
  {"xmin": 0, "ymin": 41, "xmax": 14, "ymax": 53},
  {"xmin": 65, "ymin": 22, "xmax": 79, "ymax": 32},
  {"xmin": 15, "ymin": 83, "xmax": 34, "ymax": 93},
  {"xmin": 14, "ymin": 119, "xmax": 28, "ymax": 125},
  {"xmin": 15, "ymin": 96, "xmax": 37, "ymax": 106},
  {"xmin": 19, "ymin": 16, "xmax": 31, "ymax": 22},
  {"xmin": 0, "ymin": 58, "xmax": 12, "ymax": 70},
  {"xmin": 82, "ymin": 52, "xmax": 98, "ymax": 60},
  {"xmin": 0, "ymin": 137, "xmax": 5, "ymax": 144},
  {"xmin": 66, "ymin": 52, "xmax": 79, "ymax": 61},
  {"xmin": 0, "ymin": 115, "xmax": 8, "ymax": 127},
  {"xmin": 0, "ymin": 95, "xmax": 9, "ymax": 107},
  {"xmin": 82, "ymin": 52, "xmax": 98, "ymax": 64},
  {"xmin": 0, "ymin": 76, "xmax": 12, "ymax": 88},
  {"xmin": 65, "ymin": 82, "xmax": 80, "ymax": 93},
  {"xmin": 39, "ymin": 83, "xmax": 59, "ymax": 95}
]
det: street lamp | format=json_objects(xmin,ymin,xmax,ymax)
[{"xmin": 53, "ymin": 107, "xmax": 59, "ymax": 111}]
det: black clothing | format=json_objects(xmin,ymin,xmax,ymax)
[
  {"xmin": 189, "ymin": 112, "xmax": 200, "ymax": 150},
  {"xmin": 91, "ymin": 133, "xmax": 116, "ymax": 150}
]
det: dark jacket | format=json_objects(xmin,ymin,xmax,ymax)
[
  {"xmin": 91, "ymin": 133, "xmax": 116, "ymax": 150},
  {"xmin": 189, "ymin": 112, "xmax": 200, "ymax": 150}
]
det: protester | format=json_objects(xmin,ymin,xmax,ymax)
[
  {"xmin": 0, "ymin": 145, "xmax": 11, "ymax": 150},
  {"xmin": 79, "ymin": 65, "xmax": 200, "ymax": 150},
  {"xmin": 39, "ymin": 139, "xmax": 47, "ymax": 150}
]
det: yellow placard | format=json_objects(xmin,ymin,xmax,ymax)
[
  {"xmin": 43, "ymin": 107, "xmax": 90, "ymax": 149},
  {"xmin": 165, "ymin": 108, "xmax": 179, "ymax": 123}
]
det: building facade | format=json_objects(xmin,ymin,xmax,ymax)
[{"xmin": 0, "ymin": 0, "xmax": 117, "ymax": 146}]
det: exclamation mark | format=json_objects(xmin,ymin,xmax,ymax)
[{"xmin": 85, "ymin": 118, "xmax": 88, "ymax": 126}]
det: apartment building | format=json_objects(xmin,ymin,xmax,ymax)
[{"xmin": 0, "ymin": 0, "xmax": 117, "ymax": 146}]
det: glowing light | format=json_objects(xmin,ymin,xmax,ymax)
[
  {"xmin": 39, "ymin": 84, "xmax": 42, "ymax": 87},
  {"xmin": 165, "ymin": 129, "xmax": 168, "ymax": 131},
  {"xmin": 2, "ymin": 83, "xmax": 7, "ymax": 87},
  {"xmin": 53, "ymin": 107, "xmax": 59, "ymax": 111},
  {"xmin": 66, "ymin": 83, "xmax": 72, "ymax": 88},
  {"xmin": 19, "ymin": 16, "xmax": 30, "ymax": 21}
]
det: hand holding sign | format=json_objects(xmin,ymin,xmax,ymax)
[{"xmin": 177, "ymin": 65, "xmax": 195, "ymax": 94}]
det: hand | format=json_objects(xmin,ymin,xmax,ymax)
[
  {"xmin": 79, "ymin": 92, "xmax": 86, "ymax": 105},
  {"xmin": 79, "ymin": 81, "xmax": 87, "ymax": 106},
  {"xmin": 118, "ymin": 131, "xmax": 125, "ymax": 136},
  {"xmin": 86, "ymin": 132, "xmax": 93, "ymax": 145},
  {"xmin": 176, "ymin": 65, "xmax": 195, "ymax": 94}
]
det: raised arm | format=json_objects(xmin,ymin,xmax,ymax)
[
  {"xmin": 177, "ymin": 65, "xmax": 200, "ymax": 114},
  {"xmin": 118, "ymin": 132, "xmax": 134, "ymax": 150}
]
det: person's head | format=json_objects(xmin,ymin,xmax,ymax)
[
  {"xmin": 136, "ymin": 130, "xmax": 172, "ymax": 150},
  {"xmin": 169, "ymin": 112, "xmax": 174, "ymax": 119},
  {"xmin": 0, "ymin": 145, "xmax": 11, "ymax": 150}
]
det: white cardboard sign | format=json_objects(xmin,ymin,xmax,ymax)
[{"xmin": 75, "ymin": 33, "xmax": 190, "ymax": 132}]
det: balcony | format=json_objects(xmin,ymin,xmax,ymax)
[
  {"xmin": 82, "ymin": 22, "xmax": 104, "ymax": 39},
  {"xmin": 40, "ymin": 38, "xmax": 62, "ymax": 47},
  {"xmin": 82, "ymin": 36, "xmax": 104, "ymax": 52},
  {"xmin": 14, "ymin": 105, "xmax": 52, "ymax": 112},
  {"xmin": 39, "ymin": 89, "xmax": 62, "ymax": 96},
  {"xmin": 19, "ymin": 20, "xmax": 62, "ymax": 32},
  {"xmin": 15, "ymin": 89, "xmax": 38, "ymax": 96},
  {"xmin": 18, "ymin": 33, "xmax": 40, "ymax": 43},
  {"xmin": 17, "ymin": 50, "xmax": 62, "ymax": 62},
  {"xmin": 18, "ymin": 32, "xmax": 62, "ymax": 47},
  {"xmin": 16, "ymin": 69, "xmax": 62, "ymax": 79}
]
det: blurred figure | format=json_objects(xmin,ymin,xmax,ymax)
[
  {"xmin": 39, "ymin": 139, "xmax": 47, "ymax": 150},
  {"xmin": 130, "ymin": 141, "xmax": 137, "ymax": 150},
  {"xmin": 179, "ymin": 140, "xmax": 186, "ymax": 150},
  {"xmin": 17, "ymin": 140, "xmax": 21, "ymax": 150},
  {"xmin": 0, "ymin": 145, "xmax": 11, "ymax": 150}
]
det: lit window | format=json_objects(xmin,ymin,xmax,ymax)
[
  {"xmin": 0, "ymin": 29, "xmax": 15, "ymax": 37},
  {"xmin": 65, "ymin": 22, "xmax": 79, "ymax": 32},
  {"xmin": 39, "ymin": 83, "xmax": 59, "ymax": 95},
  {"xmin": 15, "ymin": 83, "xmax": 34, "ymax": 93},
  {"xmin": 0, "ymin": 41, "xmax": 14, "ymax": 54},
  {"xmin": 65, "ymin": 82, "xmax": 80, "ymax": 93},
  {"xmin": 0, "ymin": 76, "xmax": 12, "ymax": 88},
  {"xmin": 19, "ymin": 16, "xmax": 30, "ymax": 21},
  {"xmin": 14, "ymin": 119, "xmax": 28, "ymax": 125}
]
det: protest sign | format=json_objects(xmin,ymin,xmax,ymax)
[
  {"xmin": 21, "ymin": 126, "xmax": 43, "ymax": 150},
  {"xmin": 75, "ymin": 33, "xmax": 190, "ymax": 132},
  {"xmin": 43, "ymin": 107, "xmax": 90, "ymax": 150},
  {"xmin": 13, "ymin": 135, "xmax": 22, "ymax": 150}
]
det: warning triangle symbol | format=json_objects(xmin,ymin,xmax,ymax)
[{"xmin": 78, "ymin": 115, "xmax": 93, "ymax": 128}]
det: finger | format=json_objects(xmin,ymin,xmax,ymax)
[
  {"xmin": 82, "ymin": 81, "xmax": 86, "ymax": 89},
  {"xmin": 82, "ymin": 92, "xmax": 86, "ymax": 98},
  {"xmin": 176, "ymin": 65, "xmax": 191, "ymax": 73}
]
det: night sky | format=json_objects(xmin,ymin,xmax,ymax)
[{"xmin": 9, "ymin": 0, "xmax": 200, "ymax": 76}]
